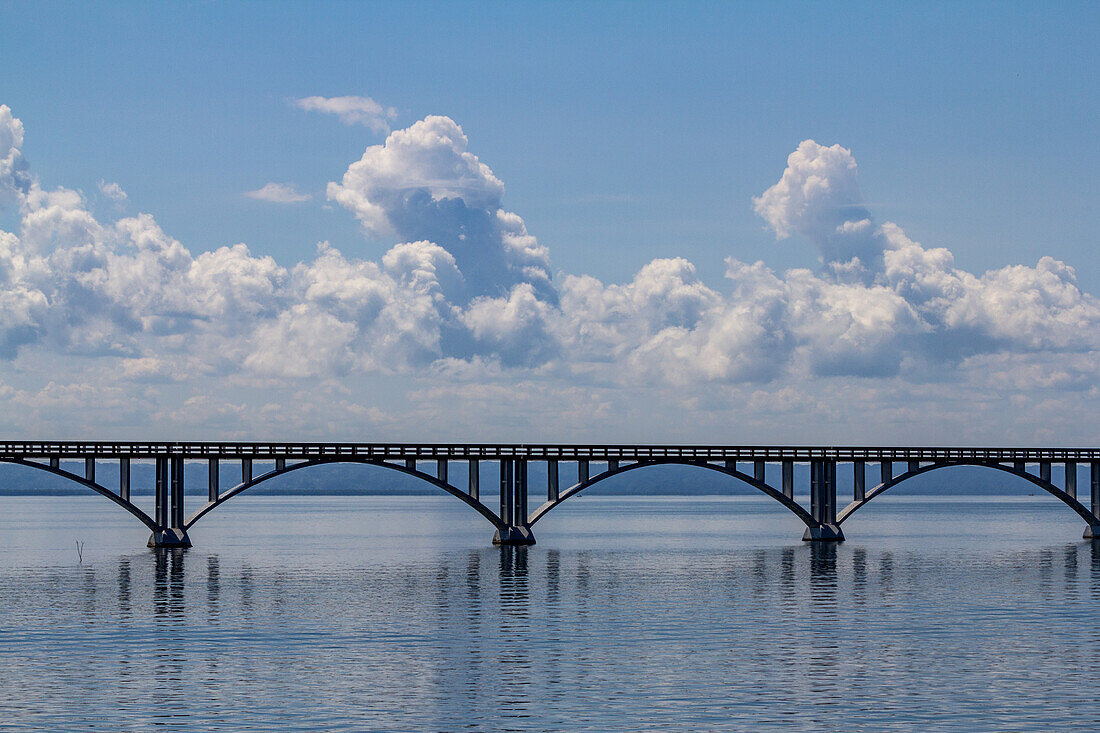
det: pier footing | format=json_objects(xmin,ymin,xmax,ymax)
[
  {"xmin": 148, "ymin": 528, "xmax": 192, "ymax": 548},
  {"xmin": 493, "ymin": 526, "xmax": 536, "ymax": 545},
  {"xmin": 1084, "ymin": 525, "xmax": 1100, "ymax": 540},
  {"xmin": 803, "ymin": 524, "xmax": 845, "ymax": 542}
]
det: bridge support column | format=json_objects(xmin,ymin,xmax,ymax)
[
  {"xmin": 1086, "ymin": 462, "xmax": 1100, "ymax": 540},
  {"xmin": 119, "ymin": 458, "xmax": 130, "ymax": 502},
  {"xmin": 804, "ymin": 459, "xmax": 844, "ymax": 542},
  {"xmin": 493, "ymin": 458, "xmax": 535, "ymax": 546},
  {"xmin": 782, "ymin": 461, "xmax": 793, "ymax": 499},
  {"xmin": 547, "ymin": 459, "xmax": 558, "ymax": 501},
  {"xmin": 1065, "ymin": 461, "xmax": 1076, "ymax": 499},
  {"xmin": 208, "ymin": 459, "xmax": 219, "ymax": 502},
  {"xmin": 468, "ymin": 459, "xmax": 479, "ymax": 501},
  {"xmin": 854, "ymin": 460, "xmax": 865, "ymax": 501},
  {"xmin": 149, "ymin": 456, "xmax": 191, "ymax": 549},
  {"xmin": 154, "ymin": 457, "xmax": 167, "ymax": 528}
]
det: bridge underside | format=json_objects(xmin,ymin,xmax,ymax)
[{"xmin": 1, "ymin": 444, "xmax": 1099, "ymax": 547}]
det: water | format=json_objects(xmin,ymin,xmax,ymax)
[{"xmin": 2, "ymin": 493, "xmax": 1099, "ymax": 731}]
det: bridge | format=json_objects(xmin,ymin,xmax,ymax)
[{"xmin": 2, "ymin": 442, "xmax": 1100, "ymax": 547}]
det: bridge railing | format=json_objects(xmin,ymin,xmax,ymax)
[{"xmin": 3, "ymin": 442, "xmax": 1100, "ymax": 462}]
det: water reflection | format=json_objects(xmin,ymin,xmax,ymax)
[
  {"xmin": 117, "ymin": 557, "xmax": 131, "ymax": 619},
  {"xmin": 206, "ymin": 555, "xmax": 220, "ymax": 623},
  {"xmin": 4, "ymin": 498, "xmax": 1100, "ymax": 731}
]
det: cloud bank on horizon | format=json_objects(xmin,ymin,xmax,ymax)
[{"xmin": 1, "ymin": 103, "xmax": 1097, "ymax": 440}]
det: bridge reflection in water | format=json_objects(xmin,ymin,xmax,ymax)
[{"xmin": 2, "ymin": 442, "xmax": 1099, "ymax": 547}]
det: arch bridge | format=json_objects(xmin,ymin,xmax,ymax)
[{"xmin": 2, "ymin": 442, "xmax": 1099, "ymax": 547}]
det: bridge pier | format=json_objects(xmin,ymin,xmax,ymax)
[
  {"xmin": 148, "ymin": 457, "xmax": 192, "ymax": 549},
  {"xmin": 1086, "ymin": 462, "xmax": 1100, "ymax": 539},
  {"xmin": 804, "ymin": 459, "xmax": 844, "ymax": 542},
  {"xmin": 493, "ymin": 458, "xmax": 536, "ymax": 545}
]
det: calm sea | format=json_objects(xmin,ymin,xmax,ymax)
[{"xmin": 2, "ymin": 493, "xmax": 1099, "ymax": 731}]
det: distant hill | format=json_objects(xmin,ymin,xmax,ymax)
[{"xmin": 0, "ymin": 460, "xmax": 1071, "ymax": 497}]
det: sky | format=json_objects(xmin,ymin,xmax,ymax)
[{"xmin": 1, "ymin": 1, "xmax": 1099, "ymax": 444}]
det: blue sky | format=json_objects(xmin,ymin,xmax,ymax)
[{"xmin": 1, "ymin": 2, "xmax": 1099, "ymax": 442}]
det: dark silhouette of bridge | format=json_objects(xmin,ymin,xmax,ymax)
[{"xmin": 2, "ymin": 442, "xmax": 1099, "ymax": 547}]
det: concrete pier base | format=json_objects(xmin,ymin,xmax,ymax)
[
  {"xmin": 493, "ymin": 526, "xmax": 536, "ymax": 545},
  {"xmin": 1084, "ymin": 525, "xmax": 1100, "ymax": 540},
  {"xmin": 148, "ymin": 527, "xmax": 192, "ymax": 548},
  {"xmin": 803, "ymin": 524, "xmax": 845, "ymax": 542}
]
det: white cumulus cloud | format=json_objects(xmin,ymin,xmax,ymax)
[
  {"xmin": 328, "ymin": 115, "xmax": 552, "ymax": 301},
  {"xmin": 2, "ymin": 103, "xmax": 1100, "ymax": 440}
]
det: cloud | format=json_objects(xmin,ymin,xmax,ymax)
[
  {"xmin": 244, "ymin": 182, "xmax": 312, "ymax": 203},
  {"xmin": 97, "ymin": 180, "xmax": 127, "ymax": 208},
  {"xmin": 328, "ymin": 115, "xmax": 553, "ymax": 301},
  {"xmin": 3, "ymin": 103, "xmax": 1100, "ymax": 440},
  {"xmin": 0, "ymin": 104, "xmax": 31, "ymax": 203},
  {"xmin": 294, "ymin": 95, "xmax": 397, "ymax": 133},
  {"xmin": 753, "ymin": 140, "xmax": 882, "ymax": 271}
]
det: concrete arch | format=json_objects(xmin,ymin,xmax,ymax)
[
  {"xmin": 836, "ymin": 461, "xmax": 1097, "ymax": 526},
  {"xmin": 526, "ymin": 459, "xmax": 817, "ymax": 528},
  {"xmin": 0, "ymin": 457, "xmax": 158, "ymax": 532},
  {"xmin": 183, "ymin": 459, "xmax": 504, "ymax": 531}
]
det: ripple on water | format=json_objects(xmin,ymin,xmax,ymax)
[{"xmin": 0, "ymin": 494, "xmax": 1099, "ymax": 731}]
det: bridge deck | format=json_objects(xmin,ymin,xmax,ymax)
[{"xmin": 1, "ymin": 442, "xmax": 1098, "ymax": 461}]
